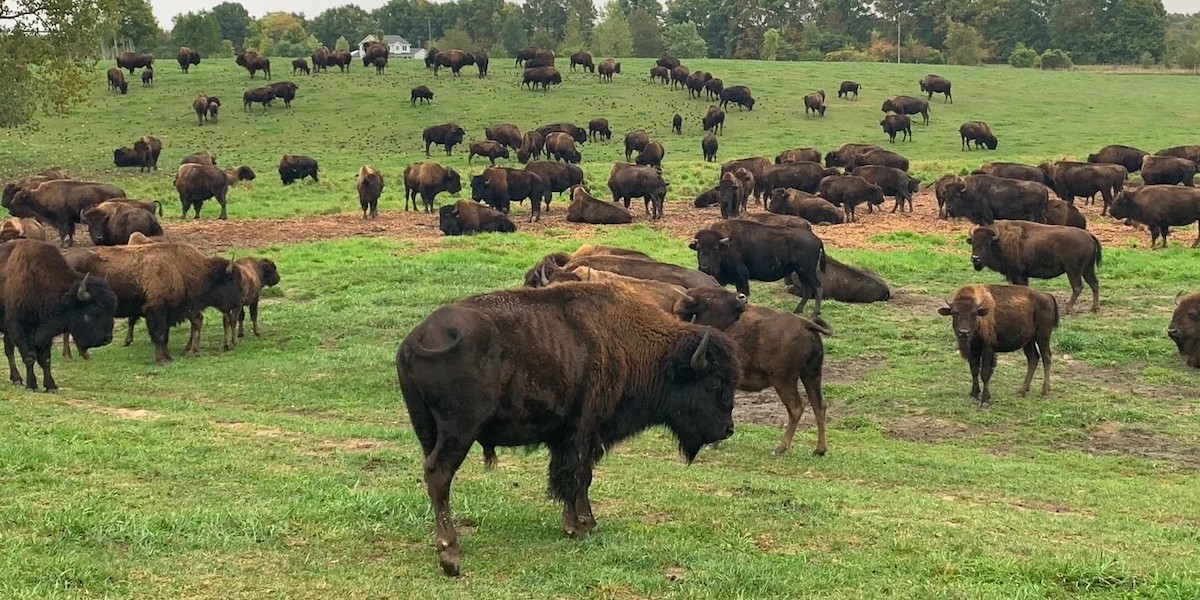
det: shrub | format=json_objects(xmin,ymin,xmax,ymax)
[
  {"xmin": 796, "ymin": 49, "xmax": 824, "ymax": 62},
  {"xmin": 1039, "ymin": 49, "xmax": 1073, "ymax": 70},
  {"xmin": 1009, "ymin": 44, "xmax": 1037, "ymax": 68},
  {"xmin": 1139, "ymin": 51, "xmax": 1156, "ymax": 70},
  {"xmin": 823, "ymin": 49, "xmax": 875, "ymax": 62}
]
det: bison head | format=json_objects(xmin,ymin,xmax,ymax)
[
  {"xmin": 938, "ymin": 297, "xmax": 989, "ymax": 342},
  {"xmin": 823, "ymin": 151, "xmax": 842, "ymax": 168},
  {"xmin": 1108, "ymin": 191, "xmax": 1134, "ymax": 220},
  {"xmin": 444, "ymin": 168, "xmax": 463, "ymax": 194},
  {"xmin": 113, "ymin": 148, "xmax": 141, "ymax": 167},
  {"xmin": 438, "ymin": 205, "xmax": 465, "ymax": 236},
  {"xmin": 5, "ymin": 189, "xmax": 35, "ymax": 218},
  {"xmin": 674, "ymin": 287, "xmax": 748, "ymax": 330},
  {"xmin": 65, "ymin": 273, "xmax": 119, "ymax": 351},
  {"xmin": 968, "ymin": 226, "xmax": 1002, "ymax": 272},
  {"xmin": 881, "ymin": 100, "xmax": 895, "ymax": 113},
  {"xmin": 690, "ymin": 230, "xmax": 730, "ymax": 276},
  {"xmin": 660, "ymin": 326, "xmax": 738, "ymax": 461},
  {"xmin": 1169, "ymin": 294, "xmax": 1200, "ymax": 368},
  {"xmin": 469, "ymin": 175, "xmax": 489, "ymax": 201}
]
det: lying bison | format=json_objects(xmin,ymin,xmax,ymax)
[
  {"xmin": 846, "ymin": 148, "xmax": 909, "ymax": 172},
  {"xmin": 1169, "ymin": 292, "xmax": 1200, "ymax": 368},
  {"xmin": 768, "ymin": 189, "xmax": 844, "ymax": 225},
  {"xmin": 567, "ymin": 186, "xmax": 631, "ymax": 224},
  {"xmin": 972, "ymin": 162, "xmax": 1044, "ymax": 183},
  {"xmin": 759, "ymin": 161, "xmax": 839, "ymax": 196},
  {"xmin": 438, "ymin": 199, "xmax": 516, "ymax": 235},
  {"xmin": 1109, "ymin": 186, "xmax": 1200, "ymax": 248},
  {"xmin": 970, "ymin": 220, "xmax": 1102, "ymax": 313},
  {"xmin": 403, "ymin": 162, "xmax": 462, "ymax": 212}
]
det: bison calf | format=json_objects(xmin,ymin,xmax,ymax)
[{"xmin": 224, "ymin": 257, "xmax": 281, "ymax": 350}]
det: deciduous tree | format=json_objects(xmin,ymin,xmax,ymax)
[
  {"xmin": 172, "ymin": 11, "xmax": 223, "ymax": 56},
  {"xmin": 211, "ymin": 2, "xmax": 252, "ymax": 49}
]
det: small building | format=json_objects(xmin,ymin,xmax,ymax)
[{"xmin": 358, "ymin": 34, "xmax": 414, "ymax": 58}]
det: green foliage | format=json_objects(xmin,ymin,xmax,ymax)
[
  {"xmin": 663, "ymin": 21, "xmax": 707, "ymax": 58},
  {"xmin": 211, "ymin": 2, "xmax": 252, "ymax": 50},
  {"xmin": 1009, "ymin": 43, "xmax": 1038, "ymax": 68},
  {"xmin": 1138, "ymin": 50, "xmax": 1156, "ymax": 69},
  {"xmin": 218, "ymin": 39, "xmax": 237, "ymax": 58},
  {"xmin": 309, "ymin": 5, "xmax": 381, "ymax": 50},
  {"xmin": 593, "ymin": 2, "xmax": 634, "ymax": 58},
  {"xmin": 823, "ymin": 48, "xmax": 876, "ymax": 62},
  {"xmin": 436, "ymin": 22, "xmax": 475, "ymax": 51},
  {"xmin": 761, "ymin": 27, "xmax": 781, "ymax": 61},
  {"xmin": 172, "ymin": 11, "xmax": 224, "ymax": 56},
  {"xmin": 334, "ymin": 35, "xmax": 350, "ymax": 52},
  {"xmin": 944, "ymin": 19, "xmax": 986, "ymax": 65},
  {"xmin": 558, "ymin": 16, "xmax": 588, "ymax": 53},
  {"xmin": 109, "ymin": 0, "xmax": 161, "ymax": 50},
  {"xmin": 628, "ymin": 7, "xmax": 664, "ymax": 58},
  {"xmin": 1040, "ymin": 48, "xmax": 1073, "ymax": 70},
  {"xmin": 499, "ymin": 8, "xmax": 527, "ymax": 57}
]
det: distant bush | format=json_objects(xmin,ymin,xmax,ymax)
[
  {"xmin": 1009, "ymin": 44, "xmax": 1037, "ymax": 68},
  {"xmin": 1038, "ymin": 49, "xmax": 1073, "ymax": 70},
  {"xmin": 796, "ymin": 49, "xmax": 824, "ymax": 62},
  {"xmin": 1139, "ymin": 51, "xmax": 1156, "ymax": 69},
  {"xmin": 823, "ymin": 49, "xmax": 875, "ymax": 62},
  {"xmin": 917, "ymin": 49, "xmax": 945, "ymax": 65}
]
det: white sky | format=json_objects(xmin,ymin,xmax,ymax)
[{"xmin": 149, "ymin": 0, "xmax": 1200, "ymax": 30}]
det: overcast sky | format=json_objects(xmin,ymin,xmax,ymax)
[{"xmin": 149, "ymin": 0, "xmax": 1200, "ymax": 29}]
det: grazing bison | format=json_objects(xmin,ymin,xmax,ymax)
[
  {"xmin": 180, "ymin": 150, "xmax": 216, "ymax": 166},
  {"xmin": 116, "ymin": 52, "xmax": 153, "ymax": 73},
  {"xmin": 718, "ymin": 171, "xmax": 742, "ymax": 219},
  {"xmin": 1040, "ymin": 161, "xmax": 1127, "ymax": 214},
  {"xmin": 960, "ymin": 121, "xmax": 997, "ymax": 150},
  {"xmin": 224, "ymin": 257, "xmax": 280, "ymax": 349},
  {"xmin": 475, "ymin": 52, "xmax": 489, "ymax": 78},
  {"xmin": 846, "ymin": 148, "xmax": 910, "ymax": 172},
  {"xmin": 396, "ymin": 280, "xmax": 738, "ymax": 576},
  {"xmin": 468, "ymin": 141, "xmax": 510, "ymax": 165},
  {"xmin": 759, "ymin": 161, "xmax": 840, "ymax": 196},
  {"xmin": 1156, "ymin": 145, "xmax": 1200, "ymax": 165},
  {"xmin": 1, "ymin": 240, "xmax": 118, "ymax": 391},
  {"xmin": 804, "ymin": 90, "xmax": 827, "ymax": 117},
  {"xmin": 719, "ymin": 86, "xmax": 755, "ymax": 111},
  {"xmin": 518, "ymin": 131, "xmax": 545, "ymax": 163},
  {"xmin": 1109, "ymin": 186, "xmax": 1200, "ymax": 248},
  {"xmin": 545, "ymin": 132, "xmax": 581, "ymax": 164},
  {"xmin": 279, "ymin": 155, "xmax": 318, "ymax": 185},
  {"xmin": 522, "ymin": 66, "xmax": 561, "ymax": 92},
  {"xmin": 1169, "ymin": 292, "xmax": 1200, "ymax": 368},
  {"xmin": 938, "ymin": 284, "xmax": 1059, "ymax": 406},
  {"xmin": 670, "ymin": 66, "xmax": 690, "ymax": 90},
  {"xmin": 972, "ymin": 162, "xmax": 1045, "ymax": 184},
  {"xmin": 1088, "ymin": 144, "xmax": 1148, "ymax": 173},
  {"xmin": 776, "ymin": 148, "xmax": 821, "ymax": 164},
  {"xmin": 6, "ymin": 180, "xmax": 126, "ymax": 245},
  {"xmin": 569, "ymin": 51, "xmax": 594, "ymax": 73},
  {"xmin": 853, "ymin": 165, "xmax": 919, "ymax": 213},
  {"xmin": 598, "ymin": 59, "xmax": 620, "ymax": 82},
  {"xmin": 403, "ymin": 162, "xmax": 462, "ymax": 212},
  {"xmin": 411, "ymin": 85, "xmax": 434, "ymax": 106},
  {"xmin": 587, "ymin": 118, "xmax": 611, "ymax": 142},
  {"xmin": 362, "ymin": 42, "xmax": 389, "ymax": 67},
  {"xmin": 524, "ymin": 160, "xmax": 584, "ymax": 200},
  {"xmin": 567, "ymin": 186, "xmax": 632, "ymax": 224},
  {"xmin": 177, "ymin": 47, "xmax": 201, "ymax": 72},
  {"xmin": 471, "ymin": 167, "xmax": 549, "ymax": 221},
  {"xmin": 882, "ymin": 96, "xmax": 930, "ymax": 125},
  {"xmin": 970, "ymin": 220, "xmax": 1102, "ymax": 313},
  {"xmin": 192, "ymin": 94, "xmax": 219, "ymax": 125},
  {"xmin": 311, "ymin": 47, "xmax": 329, "ymax": 73},
  {"xmin": 537, "ymin": 123, "xmax": 587, "ymax": 144},
  {"xmin": 269, "ymin": 81, "xmax": 298, "ymax": 107},
  {"xmin": 175, "ymin": 163, "xmax": 250, "ymax": 220},
  {"xmin": 424, "ymin": 123, "xmax": 466, "ymax": 157},
  {"xmin": 704, "ymin": 78, "xmax": 724, "ymax": 101},
  {"xmin": 608, "ymin": 163, "xmax": 668, "ymax": 219},
  {"xmin": 702, "ymin": 105, "xmax": 726, "ymax": 135},
  {"xmin": 235, "ymin": 52, "xmax": 271, "ymax": 79},
  {"xmin": 838, "ymin": 81, "xmax": 861, "ymax": 100},
  {"xmin": 672, "ymin": 113, "xmax": 683, "ymax": 134},
  {"xmin": 636, "ymin": 141, "xmax": 664, "ymax": 169},
  {"xmin": 514, "ymin": 46, "xmax": 539, "ymax": 66},
  {"xmin": 1141, "ymin": 155, "xmax": 1196, "ymax": 186},
  {"xmin": 292, "ymin": 58, "xmax": 310, "ymax": 75},
  {"xmin": 141, "ymin": 66, "xmax": 154, "ymax": 86},
  {"xmin": 880, "ymin": 114, "xmax": 912, "ymax": 143},
  {"xmin": 434, "ymin": 50, "xmax": 475, "ymax": 76},
  {"xmin": 677, "ymin": 286, "xmax": 831, "ymax": 456},
  {"xmin": 768, "ymin": 189, "xmax": 844, "ymax": 225},
  {"xmin": 941, "ymin": 174, "xmax": 1048, "ymax": 225},
  {"xmin": 485, "ymin": 123, "xmax": 521, "ymax": 149},
  {"xmin": 702, "ymin": 133, "xmax": 718, "ymax": 162},
  {"xmin": 438, "ymin": 199, "xmax": 517, "ymax": 235},
  {"xmin": 242, "ymin": 86, "xmax": 275, "ymax": 111},
  {"xmin": 691, "ymin": 219, "xmax": 827, "ymax": 320},
  {"xmin": 649, "ymin": 65, "xmax": 670, "ymax": 84},
  {"xmin": 818, "ymin": 175, "xmax": 885, "ymax": 223},
  {"xmin": 0, "ymin": 217, "xmax": 55, "ymax": 243},
  {"xmin": 81, "ymin": 201, "xmax": 164, "ymax": 246},
  {"xmin": 107, "ymin": 68, "xmax": 128, "ymax": 94},
  {"xmin": 357, "ymin": 165, "xmax": 384, "ymax": 220},
  {"xmin": 824, "ymin": 143, "xmax": 881, "ymax": 168},
  {"xmin": 919, "ymin": 74, "xmax": 952, "ymax": 102}
]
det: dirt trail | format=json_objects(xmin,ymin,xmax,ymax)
[{"xmin": 164, "ymin": 192, "xmax": 1149, "ymax": 255}]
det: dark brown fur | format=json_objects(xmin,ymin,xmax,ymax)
[{"xmin": 970, "ymin": 220, "xmax": 1102, "ymax": 312}]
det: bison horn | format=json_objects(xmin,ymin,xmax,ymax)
[
  {"xmin": 538, "ymin": 265, "xmax": 550, "ymax": 287},
  {"xmin": 1177, "ymin": 291, "xmax": 1187, "ymax": 306},
  {"xmin": 690, "ymin": 328, "xmax": 711, "ymax": 372},
  {"xmin": 77, "ymin": 273, "xmax": 92, "ymax": 302},
  {"xmin": 226, "ymin": 254, "xmax": 236, "ymax": 274},
  {"xmin": 718, "ymin": 237, "xmax": 731, "ymax": 246}
]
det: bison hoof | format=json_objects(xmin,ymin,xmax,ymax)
[
  {"xmin": 44, "ymin": 387, "xmax": 59, "ymax": 394},
  {"xmin": 439, "ymin": 552, "xmax": 462, "ymax": 577},
  {"xmin": 771, "ymin": 446, "xmax": 789, "ymax": 456}
]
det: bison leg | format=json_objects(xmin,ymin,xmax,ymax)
[
  {"xmin": 424, "ymin": 432, "xmax": 473, "ymax": 577},
  {"xmin": 1065, "ymin": 271, "xmax": 1084, "ymax": 314},
  {"xmin": 36, "ymin": 344, "xmax": 56, "ymax": 392},
  {"xmin": 791, "ymin": 268, "xmax": 823, "ymax": 322},
  {"xmin": 5, "ymin": 335, "xmax": 21, "ymax": 385},
  {"xmin": 61, "ymin": 333, "xmax": 73, "ymax": 360},
  {"xmin": 967, "ymin": 354, "xmax": 982, "ymax": 400},
  {"xmin": 771, "ymin": 376, "xmax": 807, "ymax": 456},
  {"xmin": 1037, "ymin": 334, "xmax": 1052, "ymax": 397},
  {"xmin": 978, "ymin": 350, "xmax": 996, "ymax": 406},
  {"xmin": 17, "ymin": 342, "xmax": 37, "ymax": 391},
  {"xmin": 147, "ymin": 315, "xmax": 172, "ymax": 365},
  {"xmin": 185, "ymin": 313, "xmax": 203, "ymax": 357},
  {"xmin": 803, "ymin": 371, "xmax": 828, "ymax": 456},
  {"xmin": 1019, "ymin": 342, "xmax": 1040, "ymax": 397},
  {"xmin": 222, "ymin": 310, "xmax": 236, "ymax": 351},
  {"xmin": 1192, "ymin": 222, "xmax": 1200, "ymax": 248},
  {"xmin": 123, "ymin": 317, "xmax": 137, "ymax": 346}
]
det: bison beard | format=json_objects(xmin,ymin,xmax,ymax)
[{"xmin": 396, "ymin": 281, "xmax": 738, "ymax": 577}]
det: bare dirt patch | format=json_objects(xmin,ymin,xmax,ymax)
[
  {"xmin": 733, "ymin": 357, "xmax": 870, "ymax": 427},
  {"xmin": 1070, "ymin": 421, "xmax": 1200, "ymax": 470},
  {"xmin": 65, "ymin": 400, "xmax": 161, "ymax": 420},
  {"xmin": 884, "ymin": 414, "xmax": 986, "ymax": 444},
  {"xmin": 315, "ymin": 438, "xmax": 395, "ymax": 453}
]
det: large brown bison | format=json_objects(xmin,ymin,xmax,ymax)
[
  {"xmin": 824, "ymin": 143, "xmax": 881, "ymax": 168},
  {"xmin": 941, "ymin": 174, "xmax": 1048, "ymax": 225},
  {"xmin": 608, "ymin": 163, "xmax": 668, "ymax": 219},
  {"xmin": 718, "ymin": 171, "xmax": 742, "ymax": 219},
  {"xmin": 669, "ymin": 65, "xmax": 690, "ymax": 90},
  {"xmin": 223, "ymin": 257, "xmax": 280, "ymax": 350},
  {"xmin": 107, "ymin": 68, "xmax": 128, "ymax": 94},
  {"xmin": 1169, "ymin": 292, "xmax": 1200, "ymax": 368},
  {"xmin": 759, "ymin": 161, "xmax": 840, "ymax": 195},
  {"xmin": 676, "ymin": 286, "xmax": 831, "ymax": 456},
  {"xmin": 537, "ymin": 123, "xmax": 587, "ymax": 144},
  {"xmin": 919, "ymin": 74, "xmax": 952, "ymax": 102},
  {"xmin": 423, "ymin": 124, "xmax": 466, "ymax": 156},
  {"xmin": 311, "ymin": 47, "xmax": 329, "ymax": 73},
  {"xmin": 524, "ymin": 160, "xmax": 584, "ymax": 199},
  {"xmin": 522, "ymin": 66, "xmax": 561, "ymax": 92},
  {"xmin": 702, "ymin": 105, "xmax": 726, "ymax": 134},
  {"xmin": 787, "ymin": 255, "xmax": 890, "ymax": 306},
  {"xmin": 970, "ymin": 220, "xmax": 1102, "ymax": 313},
  {"xmin": 269, "ymin": 81, "xmax": 299, "ymax": 107},
  {"xmin": 587, "ymin": 118, "xmax": 611, "ymax": 142},
  {"xmin": 972, "ymin": 162, "xmax": 1044, "ymax": 183},
  {"xmin": 598, "ymin": 59, "xmax": 620, "ymax": 82},
  {"xmin": 545, "ymin": 132, "xmax": 581, "ymax": 163},
  {"xmin": 175, "ymin": 163, "xmax": 252, "ymax": 219},
  {"xmin": 776, "ymin": 148, "xmax": 821, "ymax": 165},
  {"xmin": 475, "ymin": 51, "xmax": 489, "ymax": 77},
  {"xmin": 624, "ymin": 130, "xmax": 650, "ymax": 161},
  {"xmin": 881, "ymin": 96, "xmax": 930, "ymax": 125},
  {"xmin": 567, "ymin": 186, "xmax": 632, "ymax": 224},
  {"xmin": 838, "ymin": 80, "xmax": 860, "ymax": 100},
  {"xmin": 470, "ymin": 167, "xmax": 549, "ymax": 221},
  {"xmin": 243, "ymin": 86, "xmax": 275, "ymax": 111},
  {"xmin": 1040, "ymin": 161, "xmax": 1127, "ymax": 214},
  {"xmin": 880, "ymin": 114, "xmax": 912, "ymax": 143},
  {"xmin": 438, "ymin": 199, "xmax": 517, "ymax": 235},
  {"xmin": 1044, "ymin": 197, "xmax": 1087, "ymax": 229},
  {"xmin": 704, "ymin": 77, "xmax": 723, "ymax": 100},
  {"xmin": 719, "ymin": 85, "xmax": 755, "ymax": 111},
  {"xmin": 960, "ymin": 121, "xmax": 997, "ymax": 150},
  {"xmin": 485, "ymin": 124, "xmax": 522, "ymax": 150},
  {"xmin": 177, "ymin": 47, "xmax": 201, "ymax": 72},
  {"xmin": 514, "ymin": 46, "xmax": 540, "ymax": 67},
  {"xmin": 691, "ymin": 219, "xmax": 827, "ymax": 320},
  {"xmin": 396, "ymin": 280, "xmax": 738, "ymax": 576},
  {"xmin": 529, "ymin": 253, "xmax": 717, "ymax": 290},
  {"xmin": 1088, "ymin": 144, "xmax": 1148, "ymax": 173},
  {"xmin": 192, "ymin": 94, "xmax": 220, "ymax": 125},
  {"xmin": 116, "ymin": 52, "xmax": 153, "ymax": 74},
  {"xmin": 279, "ymin": 155, "xmax": 318, "ymax": 185},
  {"xmin": 524, "ymin": 49, "xmax": 555, "ymax": 69},
  {"xmin": 180, "ymin": 150, "xmax": 216, "ymax": 166},
  {"xmin": 0, "ymin": 217, "xmax": 55, "ymax": 243},
  {"xmin": 1, "ymin": 240, "xmax": 118, "ymax": 391},
  {"xmin": 81, "ymin": 200, "xmax": 163, "ymax": 246},
  {"xmin": 656, "ymin": 55, "xmax": 681, "ymax": 69},
  {"xmin": 362, "ymin": 41, "xmax": 388, "ymax": 67},
  {"xmin": 1141, "ymin": 155, "xmax": 1196, "ymax": 186},
  {"xmin": 804, "ymin": 90, "xmax": 827, "ymax": 117},
  {"xmin": 1110, "ymin": 186, "xmax": 1200, "ymax": 248},
  {"xmin": 768, "ymin": 189, "xmax": 845, "ymax": 225},
  {"xmin": 686, "ymin": 71, "xmax": 710, "ymax": 99},
  {"xmin": 403, "ymin": 162, "xmax": 462, "ymax": 212},
  {"xmin": 518, "ymin": 131, "xmax": 545, "ymax": 163},
  {"xmin": 434, "ymin": 50, "xmax": 475, "ymax": 76},
  {"xmin": 357, "ymin": 165, "xmax": 384, "ymax": 219},
  {"xmin": 635, "ymin": 141, "xmax": 665, "ymax": 169},
  {"xmin": 846, "ymin": 147, "xmax": 910, "ymax": 172},
  {"xmin": 938, "ymin": 284, "xmax": 1059, "ymax": 406},
  {"xmin": 411, "ymin": 85, "xmax": 434, "ymax": 106},
  {"xmin": 2, "ymin": 171, "xmax": 69, "ymax": 209},
  {"xmin": 64, "ymin": 243, "xmax": 243, "ymax": 364},
  {"xmin": 853, "ymin": 165, "xmax": 919, "ymax": 213},
  {"xmin": 720, "ymin": 156, "xmax": 772, "ymax": 202},
  {"xmin": 235, "ymin": 52, "xmax": 271, "ymax": 79},
  {"xmin": 134, "ymin": 136, "xmax": 162, "ymax": 171},
  {"xmin": 291, "ymin": 58, "xmax": 310, "ymax": 75},
  {"xmin": 1155, "ymin": 145, "xmax": 1200, "ymax": 165},
  {"xmin": 649, "ymin": 65, "xmax": 670, "ymax": 84},
  {"xmin": 468, "ymin": 140, "xmax": 510, "ymax": 165},
  {"xmin": 6, "ymin": 180, "xmax": 127, "ymax": 245},
  {"xmin": 818, "ymin": 175, "xmax": 885, "ymax": 222},
  {"xmin": 329, "ymin": 50, "xmax": 352, "ymax": 72},
  {"xmin": 702, "ymin": 133, "xmax": 718, "ymax": 162},
  {"xmin": 569, "ymin": 51, "xmax": 594, "ymax": 73}
]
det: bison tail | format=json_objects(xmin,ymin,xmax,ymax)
[
  {"xmin": 818, "ymin": 245, "xmax": 827, "ymax": 273},
  {"xmin": 402, "ymin": 327, "xmax": 463, "ymax": 360},
  {"xmin": 1050, "ymin": 295, "xmax": 1061, "ymax": 330},
  {"xmin": 153, "ymin": 200, "xmax": 163, "ymax": 217},
  {"xmin": 1092, "ymin": 234, "xmax": 1103, "ymax": 267}
]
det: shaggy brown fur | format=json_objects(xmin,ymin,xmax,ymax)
[
  {"xmin": 175, "ymin": 163, "xmax": 239, "ymax": 219},
  {"xmin": 356, "ymin": 165, "xmax": 385, "ymax": 220},
  {"xmin": 1169, "ymin": 292, "xmax": 1200, "ymax": 368},
  {"xmin": 223, "ymin": 257, "xmax": 280, "ymax": 350},
  {"xmin": 6, "ymin": 180, "xmax": 127, "ymax": 245},
  {"xmin": 0, "ymin": 217, "xmax": 56, "ymax": 243},
  {"xmin": 767, "ymin": 188, "xmax": 844, "ymax": 224},
  {"xmin": 566, "ymin": 186, "xmax": 631, "ymax": 224},
  {"xmin": 404, "ymin": 162, "xmax": 462, "ymax": 213},
  {"xmin": 970, "ymin": 220, "xmax": 1102, "ymax": 313},
  {"xmin": 81, "ymin": 201, "xmax": 164, "ymax": 246}
]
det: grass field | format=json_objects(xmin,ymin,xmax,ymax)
[{"xmin": 2, "ymin": 58, "xmax": 1199, "ymax": 598}]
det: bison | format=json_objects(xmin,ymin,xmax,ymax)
[
  {"xmin": 1141, "ymin": 155, "xmax": 1196, "ymax": 186},
  {"xmin": 537, "ymin": 123, "xmax": 587, "ymax": 144},
  {"xmin": 192, "ymin": 94, "xmax": 219, "ymax": 125},
  {"xmin": 1, "ymin": 240, "xmax": 118, "ymax": 391},
  {"xmin": 636, "ymin": 141, "xmax": 664, "ymax": 170},
  {"xmin": 817, "ymin": 175, "xmax": 885, "ymax": 223},
  {"xmin": 134, "ymin": 135, "xmax": 162, "ymax": 171},
  {"xmin": 759, "ymin": 161, "xmax": 840, "ymax": 196},
  {"xmin": 485, "ymin": 123, "xmax": 521, "ymax": 149},
  {"xmin": 1109, "ymin": 186, "xmax": 1200, "ymax": 248},
  {"xmin": 278, "ymin": 155, "xmax": 318, "ymax": 185},
  {"xmin": 1169, "ymin": 292, "xmax": 1200, "ymax": 368},
  {"xmin": 941, "ymin": 174, "xmax": 1048, "ymax": 225},
  {"xmin": 514, "ymin": 46, "xmax": 539, "ymax": 67},
  {"xmin": 116, "ymin": 52, "xmax": 153, "ymax": 73},
  {"xmin": 434, "ymin": 50, "xmax": 475, "ymax": 76},
  {"xmin": 522, "ymin": 66, "xmax": 562, "ymax": 92},
  {"xmin": 852, "ymin": 165, "xmax": 919, "ymax": 213},
  {"xmin": 824, "ymin": 143, "xmax": 881, "ymax": 168},
  {"xmin": 588, "ymin": 118, "xmax": 611, "ymax": 142},
  {"xmin": 223, "ymin": 257, "xmax": 280, "ymax": 350},
  {"xmin": 1088, "ymin": 144, "xmax": 1148, "ymax": 173},
  {"xmin": 396, "ymin": 280, "xmax": 738, "ymax": 576},
  {"xmin": 972, "ymin": 162, "xmax": 1044, "ymax": 184},
  {"xmin": 649, "ymin": 65, "xmax": 670, "ymax": 84},
  {"xmin": 180, "ymin": 150, "xmax": 216, "ymax": 166},
  {"xmin": 694, "ymin": 186, "xmax": 721, "ymax": 208},
  {"xmin": 919, "ymin": 74, "xmax": 952, "ymax": 102},
  {"xmin": 177, "ymin": 47, "xmax": 201, "ymax": 72},
  {"xmin": 292, "ymin": 58, "xmax": 310, "ymax": 75},
  {"xmin": 242, "ymin": 86, "xmax": 275, "ymax": 111},
  {"xmin": 468, "ymin": 140, "xmax": 510, "ymax": 165},
  {"xmin": 1040, "ymin": 161, "xmax": 1127, "ymax": 214},
  {"xmin": 357, "ymin": 165, "xmax": 384, "ymax": 220},
  {"xmin": 776, "ymin": 148, "xmax": 821, "ymax": 165},
  {"xmin": 881, "ymin": 96, "xmax": 930, "ymax": 125},
  {"xmin": 623, "ymin": 130, "xmax": 649, "ymax": 161},
  {"xmin": 670, "ymin": 66, "xmax": 690, "ymax": 90},
  {"xmin": 938, "ymin": 284, "xmax": 1059, "ymax": 406},
  {"xmin": 424, "ymin": 124, "xmax": 466, "ymax": 156},
  {"xmin": 960, "ymin": 121, "xmax": 997, "ymax": 150},
  {"xmin": 0, "ymin": 217, "xmax": 55, "ymax": 243},
  {"xmin": 1155, "ymin": 145, "xmax": 1200, "ymax": 165},
  {"xmin": 569, "ymin": 51, "xmax": 594, "ymax": 73},
  {"xmin": 362, "ymin": 42, "xmax": 388, "ymax": 67},
  {"xmin": 403, "ymin": 162, "xmax": 462, "ymax": 212},
  {"xmin": 80, "ymin": 200, "xmax": 164, "ymax": 246},
  {"xmin": 411, "ymin": 85, "xmax": 434, "ymax": 106},
  {"xmin": 719, "ymin": 86, "xmax": 755, "ymax": 111},
  {"xmin": 768, "ymin": 189, "xmax": 844, "ymax": 225},
  {"xmin": 804, "ymin": 90, "xmax": 827, "ymax": 117},
  {"xmin": 838, "ymin": 81, "xmax": 861, "ymax": 100},
  {"xmin": 518, "ymin": 131, "xmax": 545, "ymax": 163},
  {"xmin": 608, "ymin": 163, "xmax": 668, "ymax": 219},
  {"xmin": 1044, "ymin": 197, "xmax": 1087, "ymax": 229},
  {"xmin": 470, "ymin": 167, "xmax": 549, "ymax": 221},
  {"xmin": 106, "ymin": 68, "xmax": 128, "ymax": 94},
  {"xmin": 567, "ymin": 186, "xmax": 631, "ymax": 225},
  {"xmin": 718, "ymin": 171, "xmax": 742, "ymax": 219},
  {"xmin": 880, "ymin": 114, "xmax": 912, "ymax": 143},
  {"xmin": 269, "ymin": 81, "xmax": 299, "ymax": 107},
  {"xmin": 524, "ymin": 50, "xmax": 555, "ymax": 69},
  {"xmin": 598, "ymin": 59, "xmax": 620, "ymax": 82},
  {"xmin": 175, "ymin": 163, "xmax": 251, "ymax": 220},
  {"xmin": 704, "ymin": 78, "xmax": 724, "ymax": 101},
  {"xmin": 656, "ymin": 56, "xmax": 681, "ymax": 69},
  {"xmin": 438, "ymin": 199, "xmax": 517, "ymax": 235},
  {"xmin": 969, "ymin": 220, "xmax": 1102, "ymax": 313},
  {"xmin": 311, "ymin": 47, "xmax": 329, "ymax": 73},
  {"xmin": 6, "ymin": 180, "xmax": 126, "ymax": 245},
  {"xmin": 524, "ymin": 160, "xmax": 584, "ymax": 200},
  {"xmin": 532, "ymin": 254, "xmax": 717, "ymax": 290},
  {"xmin": 141, "ymin": 66, "xmax": 154, "ymax": 86},
  {"xmin": 545, "ymin": 132, "xmax": 581, "ymax": 164},
  {"xmin": 475, "ymin": 51, "xmax": 489, "ymax": 78},
  {"xmin": 702, "ymin": 133, "xmax": 718, "ymax": 162},
  {"xmin": 786, "ymin": 255, "xmax": 890, "ymax": 306},
  {"xmin": 235, "ymin": 52, "xmax": 271, "ymax": 79},
  {"xmin": 846, "ymin": 148, "xmax": 909, "ymax": 172}
]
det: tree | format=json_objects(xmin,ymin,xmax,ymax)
[
  {"xmin": 109, "ymin": 0, "xmax": 160, "ymax": 50},
  {"xmin": 499, "ymin": 6, "xmax": 527, "ymax": 56},
  {"xmin": 436, "ymin": 21, "xmax": 474, "ymax": 50},
  {"xmin": 261, "ymin": 12, "xmax": 307, "ymax": 42},
  {"xmin": 374, "ymin": 0, "xmax": 447, "ymax": 48},
  {"xmin": 666, "ymin": 0, "xmax": 736, "ymax": 57},
  {"xmin": 617, "ymin": 0, "xmax": 662, "ymax": 19},
  {"xmin": 593, "ymin": 2, "xmax": 633, "ymax": 57},
  {"xmin": 219, "ymin": 39, "xmax": 237, "ymax": 57},
  {"xmin": 944, "ymin": 19, "xmax": 985, "ymax": 64},
  {"xmin": 560, "ymin": 17, "xmax": 587, "ymax": 53},
  {"xmin": 335, "ymin": 36, "xmax": 351, "ymax": 52},
  {"xmin": 459, "ymin": 0, "xmax": 507, "ymax": 48},
  {"xmin": 663, "ymin": 21, "xmax": 707, "ymax": 58},
  {"xmin": 1, "ymin": 0, "xmax": 117, "ymax": 127},
  {"xmin": 628, "ymin": 7, "xmax": 663, "ymax": 57},
  {"xmin": 524, "ymin": 0, "xmax": 569, "ymax": 45},
  {"xmin": 310, "ymin": 5, "xmax": 380, "ymax": 49},
  {"xmin": 211, "ymin": 2, "xmax": 252, "ymax": 49},
  {"xmin": 172, "ymin": 11, "xmax": 224, "ymax": 56},
  {"xmin": 761, "ymin": 27, "xmax": 781, "ymax": 60},
  {"xmin": 1109, "ymin": 0, "xmax": 1167, "ymax": 62}
]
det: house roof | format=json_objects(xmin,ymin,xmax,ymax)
[{"xmin": 360, "ymin": 34, "xmax": 410, "ymax": 46}]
